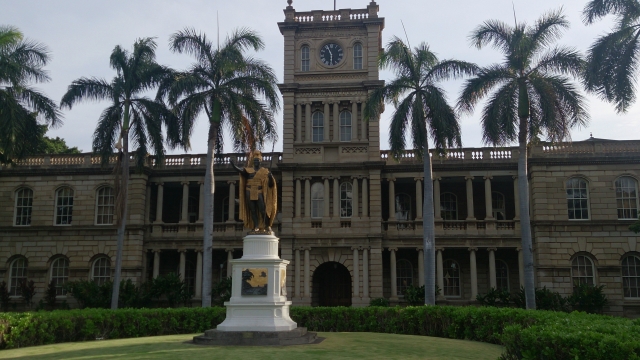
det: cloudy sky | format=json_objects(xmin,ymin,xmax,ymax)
[{"xmin": 2, "ymin": 0, "xmax": 638, "ymax": 154}]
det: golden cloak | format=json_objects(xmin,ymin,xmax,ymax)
[{"xmin": 239, "ymin": 167, "xmax": 277, "ymax": 230}]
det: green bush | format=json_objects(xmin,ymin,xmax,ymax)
[
  {"xmin": 64, "ymin": 280, "xmax": 113, "ymax": 309},
  {"xmin": 0, "ymin": 281, "xmax": 9, "ymax": 312},
  {"xmin": 1, "ymin": 306, "xmax": 639, "ymax": 359},
  {"xmin": 512, "ymin": 286, "xmax": 569, "ymax": 312},
  {"xmin": 568, "ymin": 283, "xmax": 608, "ymax": 314},
  {"xmin": 211, "ymin": 277, "xmax": 232, "ymax": 307},
  {"xmin": 369, "ymin": 297, "xmax": 390, "ymax": 307},
  {"xmin": 477, "ymin": 288, "xmax": 512, "ymax": 307},
  {"xmin": 18, "ymin": 280, "xmax": 36, "ymax": 309}
]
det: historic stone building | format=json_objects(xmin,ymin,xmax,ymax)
[{"xmin": 1, "ymin": 1, "xmax": 640, "ymax": 316}]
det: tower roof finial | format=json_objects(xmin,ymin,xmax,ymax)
[{"xmin": 287, "ymin": 0, "xmax": 292, "ymax": 6}]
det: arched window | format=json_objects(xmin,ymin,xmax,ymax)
[
  {"xmin": 396, "ymin": 259, "xmax": 413, "ymax": 295},
  {"xmin": 340, "ymin": 182, "xmax": 353, "ymax": 218},
  {"xmin": 55, "ymin": 187, "xmax": 74, "ymax": 225},
  {"xmin": 440, "ymin": 192, "xmax": 458, "ymax": 220},
  {"xmin": 95, "ymin": 187, "xmax": 115, "ymax": 225},
  {"xmin": 14, "ymin": 188, "xmax": 33, "ymax": 226},
  {"xmin": 311, "ymin": 182, "xmax": 324, "ymax": 218},
  {"xmin": 340, "ymin": 111, "xmax": 352, "ymax": 141},
  {"xmin": 496, "ymin": 260, "xmax": 509, "ymax": 291},
  {"xmin": 622, "ymin": 255, "xmax": 640, "ymax": 298},
  {"xmin": 312, "ymin": 112, "xmax": 324, "ymax": 142},
  {"xmin": 395, "ymin": 194, "xmax": 411, "ymax": 221},
  {"xmin": 301, "ymin": 46, "xmax": 310, "ymax": 71},
  {"xmin": 492, "ymin": 192, "xmax": 506, "ymax": 220},
  {"xmin": 571, "ymin": 255, "xmax": 595, "ymax": 286},
  {"xmin": 9, "ymin": 258, "xmax": 27, "ymax": 296},
  {"xmin": 50, "ymin": 257, "xmax": 69, "ymax": 296},
  {"xmin": 443, "ymin": 259, "xmax": 461, "ymax": 297},
  {"xmin": 92, "ymin": 257, "xmax": 111, "ymax": 285},
  {"xmin": 615, "ymin": 177, "xmax": 639, "ymax": 219},
  {"xmin": 353, "ymin": 43, "xmax": 363, "ymax": 70},
  {"xmin": 566, "ymin": 178, "xmax": 589, "ymax": 220}
]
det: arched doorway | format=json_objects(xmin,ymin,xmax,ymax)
[{"xmin": 312, "ymin": 261, "xmax": 352, "ymax": 307}]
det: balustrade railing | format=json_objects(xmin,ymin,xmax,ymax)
[{"xmin": 293, "ymin": 8, "xmax": 371, "ymax": 23}]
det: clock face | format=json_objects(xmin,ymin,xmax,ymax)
[{"xmin": 320, "ymin": 43, "xmax": 344, "ymax": 66}]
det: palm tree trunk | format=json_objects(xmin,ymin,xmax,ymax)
[
  {"xmin": 423, "ymin": 144, "xmax": 436, "ymax": 305},
  {"xmin": 201, "ymin": 101, "xmax": 221, "ymax": 308},
  {"xmin": 518, "ymin": 116, "xmax": 537, "ymax": 310},
  {"xmin": 111, "ymin": 129, "xmax": 129, "ymax": 310}
]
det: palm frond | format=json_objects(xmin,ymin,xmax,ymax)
[
  {"xmin": 60, "ymin": 77, "xmax": 114, "ymax": 109},
  {"xmin": 527, "ymin": 8, "xmax": 570, "ymax": 51},
  {"xmin": 583, "ymin": 0, "xmax": 640, "ymax": 24},
  {"xmin": 14, "ymin": 86, "xmax": 62, "ymax": 126},
  {"xmin": 457, "ymin": 64, "xmax": 513, "ymax": 113},
  {"xmin": 480, "ymin": 82, "xmax": 519, "ymax": 146},
  {"xmin": 469, "ymin": 19, "xmax": 512, "ymax": 52}
]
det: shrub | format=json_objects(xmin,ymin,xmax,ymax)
[
  {"xmin": 44, "ymin": 281, "xmax": 58, "ymax": 310},
  {"xmin": 403, "ymin": 285, "xmax": 425, "ymax": 306},
  {"xmin": 0, "ymin": 281, "xmax": 10, "ymax": 312},
  {"xmin": 568, "ymin": 283, "xmax": 608, "ymax": 314},
  {"xmin": 211, "ymin": 277, "xmax": 232, "ymax": 307},
  {"xmin": 512, "ymin": 286, "xmax": 568, "ymax": 312},
  {"xmin": 369, "ymin": 297, "xmax": 390, "ymax": 307},
  {"xmin": 18, "ymin": 280, "xmax": 36, "ymax": 309},
  {"xmin": 64, "ymin": 280, "xmax": 112, "ymax": 309},
  {"xmin": 477, "ymin": 288, "xmax": 511, "ymax": 307}
]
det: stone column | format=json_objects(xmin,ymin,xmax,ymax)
[
  {"xmin": 360, "ymin": 100, "xmax": 367, "ymax": 141},
  {"xmin": 227, "ymin": 181, "xmax": 236, "ymax": 222},
  {"xmin": 465, "ymin": 176, "xmax": 475, "ymax": 220},
  {"xmin": 180, "ymin": 181, "xmax": 190, "ymax": 223},
  {"xmin": 304, "ymin": 248, "xmax": 311, "ymax": 298},
  {"xmin": 436, "ymin": 248, "xmax": 444, "ymax": 297},
  {"xmin": 362, "ymin": 178, "xmax": 369, "ymax": 217},
  {"xmin": 145, "ymin": 185, "xmax": 152, "ymax": 224},
  {"xmin": 484, "ymin": 176, "xmax": 494, "ymax": 220},
  {"xmin": 295, "ymin": 179, "xmax": 302, "ymax": 218},
  {"xmin": 388, "ymin": 178, "xmax": 396, "ymax": 221},
  {"xmin": 352, "ymin": 101, "xmax": 359, "ymax": 140},
  {"xmin": 296, "ymin": 103, "xmax": 302, "ymax": 143},
  {"xmin": 333, "ymin": 102, "xmax": 340, "ymax": 142},
  {"xmin": 226, "ymin": 249, "xmax": 234, "ymax": 278},
  {"xmin": 434, "ymin": 177, "xmax": 442, "ymax": 220},
  {"xmin": 195, "ymin": 250, "xmax": 203, "ymax": 297},
  {"xmin": 390, "ymin": 248, "xmax": 398, "ymax": 300},
  {"xmin": 304, "ymin": 178, "xmax": 311, "ymax": 218},
  {"xmin": 415, "ymin": 178, "xmax": 423, "ymax": 220},
  {"xmin": 352, "ymin": 177, "xmax": 359, "ymax": 217},
  {"xmin": 295, "ymin": 248, "xmax": 301, "ymax": 298},
  {"xmin": 363, "ymin": 247, "xmax": 369, "ymax": 298},
  {"xmin": 198, "ymin": 181, "xmax": 204, "ymax": 222},
  {"xmin": 323, "ymin": 102, "xmax": 330, "ymax": 141},
  {"xmin": 305, "ymin": 103, "xmax": 312, "ymax": 142},
  {"xmin": 155, "ymin": 183, "xmax": 164, "ymax": 223},
  {"xmin": 352, "ymin": 247, "xmax": 360, "ymax": 297},
  {"xmin": 323, "ymin": 178, "xmax": 330, "ymax": 218},
  {"xmin": 488, "ymin": 247, "xmax": 497, "ymax": 289},
  {"xmin": 153, "ymin": 250, "xmax": 161, "ymax": 279},
  {"xmin": 513, "ymin": 176, "xmax": 520, "ymax": 220},
  {"xmin": 417, "ymin": 248, "xmax": 425, "ymax": 287},
  {"xmin": 179, "ymin": 250, "xmax": 186, "ymax": 281},
  {"xmin": 517, "ymin": 247, "xmax": 524, "ymax": 287},
  {"xmin": 469, "ymin": 247, "xmax": 478, "ymax": 299},
  {"xmin": 333, "ymin": 178, "xmax": 340, "ymax": 218}
]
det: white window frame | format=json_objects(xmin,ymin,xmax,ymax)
[
  {"xmin": 396, "ymin": 259, "xmax": 413, "ymax": 296},
  {"xmin": 443, "ymin": 259, "xmax": 461, "ymax": 298},
  {"xmin": 615, "ymin": 176, "xmax": 639, "ymax": 220},
  {"xmin": 566, "ymin": 178, "xmax": 590, "ymax": 220},
  {"xmin": 353, "ymin": 43, "xmax": 363, "ymax": 70},
  {"xmin": 91, "ymin": 257, "xmax": 111, "ymax": 285},
  {"xmin": 496, "ymin": 259, "xmax": 509, "ymax": 291},
  {"xmin": 14, "ymin": 188, "xmax": 33, "ymax": 226},
  {"xmin": 50, "ymin": 257, "xmax": 69, "ymax": 297},
  {"xmin": 55, "ymin": 187, "xmax": 74, "ymax": 226},
  {"xmin": 622, "ymin": 255, "xmax": 640, "ymax": 298},
  {"xmin": 340, "ymin": 111, "xmax": 352, "ymax": 141},
  {"xmin": 571, "ymin": 255, "xmax": 595, "ymax": 287},
  {"xmin": 311, "ymin": 182, "xmax": 324, "ymax": 218},
  {"xmin": 301, "ymin": 46, "xmax": 310, "ymax": 72},
  {"xmin": 9, "ymin": 258, "xmax": 27, "ymax": 297},
  {"xmin": 95, "ymin": 186, "xmax": 115, "ymax": 225},
  {"xmin": 440, "ymin": 192, "xmax": 458, "ymax": 220},
  {"xmin": 312, "ymin": 112, "xmax": 324, "ymax": 142},
  {"xmin": 340, "ymin": 182, "xmax": 353, "ymax": 218}
]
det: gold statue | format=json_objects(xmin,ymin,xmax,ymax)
[{"xmin": 230, "ymin": 150, "xmax": 277, "ymax": 232}]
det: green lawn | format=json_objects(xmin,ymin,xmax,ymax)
[{"xmin": 0, "ymin": 332, "xmax": 503, "ymax": 360}]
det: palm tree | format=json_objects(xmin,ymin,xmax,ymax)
[
  {"xmin": 364, "ymin": 38, "xmax": 477, "ymax": 305},
  {"xmin": 458, "ymin": 9, "xmax": 589, "ymax": 309},
  {"xmin": 61, "ymin": 38, "xmax": 175, "ymax": 309},
  {"xmin": 583, "ymin": 0, "xmax": 640, "ymax": 113},
  {"xmin": 0, "ymin": 25, "xmax": 61, "ymax": 164},
  {"xmin": 160, "ymin": 28, "xmax": 279, "ymax": 307}
]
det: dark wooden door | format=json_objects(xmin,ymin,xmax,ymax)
[{"xmin": 313, "ymin": 262, "xmax": 352, "ymax": 307}]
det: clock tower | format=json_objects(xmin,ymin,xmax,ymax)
[{"xmin": 277, "ymin": 1, "xmax": 385, "ymax": 306}]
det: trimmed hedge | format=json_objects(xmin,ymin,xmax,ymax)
[{"xmin": 1, "ymin": 306, "xmax": 640, "ymax": 359}]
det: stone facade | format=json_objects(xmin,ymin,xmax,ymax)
[{"xmin": 1, "ymin": 2, "xmax": 640, "ymax": 316}]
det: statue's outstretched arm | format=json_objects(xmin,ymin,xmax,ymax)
[{"xmin": 229, "ymin": 159, "xmax": 246, "ymax": 176}]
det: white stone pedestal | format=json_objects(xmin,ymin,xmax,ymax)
[{"xmin": 216, "ymin": 233, "xmax": 297, "ymax": 332}]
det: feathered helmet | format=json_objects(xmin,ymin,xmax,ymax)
[{"xmin": 246, "ymin": 149, "xmax": 262, "ymax": 166}]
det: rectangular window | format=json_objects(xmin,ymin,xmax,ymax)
[
  {"xmin": 566, "ymin": 178, "xmax": 589, "ymax": 220},
  {"xmin": 312, "ymin": 112, "xmax": 324, "ymax": 142},
  {"xmin": 96, "ymin": 187, "xmax": 115, "ymax": 225},
  {"xmin": 353, "ymin": 43, "xmax": 363, "ymax": 70},
  {"xmin": 55, "ymin": 187, "xmax": 74, "ymax": 225},
  {"xmin": 301, "ymin": 46, "xmax": 310, "ymax": 72},
  {"xmin": 14, "ymin": 188, "xmax": 33, "ymax": 226}
]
